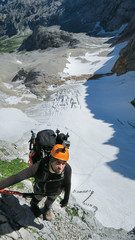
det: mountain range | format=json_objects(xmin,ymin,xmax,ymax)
[
  {"xmin": 0, "ymin": 0, "xmax": 135, "ymax": 75},
  {"xmin": 0, "ymin": 0, "xmax": 135, "ymax": 36}
]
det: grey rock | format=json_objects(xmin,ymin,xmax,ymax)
[
  {"xmin": 24, "ymin": 70, "xmax": 41, "ymax": 85},
  {"xmin": 0, "ymin": 194, "xmax": 133, "ymax": 240},
  {"xmin": 115, "ymin": 15, "xmax": 135, "ymax": 42},
  {"xmin": 12, "ymin": 68, "xmax": 27, "ymax": 82},
  {"xmin": 11, "ymin": 67, "xmax": 62, "ymax": 98},
  {"xmin": 0, "ymin": 140, "xmax": 19, "ymax": 161},
  {"xmin": 112, "ymin": 34, "xmax": 135, "ymax": 75},
  {"xmin": 111, "ymin": 13, "xmax": 135, "ymax": 76},
  {"xmin": 18, "ymin": 26, "xmax": 80, "ymax": 51}
]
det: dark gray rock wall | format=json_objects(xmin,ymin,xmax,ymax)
[
  {"xmin": 59, "ymin": 0, "xmax": 135, "ymax": 33},
  {"xmin": 112, "ymin": 15, "xmax": 135, "ymax": 75},
  {"xmin": 112, "ymin": 34, "xmax": 135, "ymax": 75}
]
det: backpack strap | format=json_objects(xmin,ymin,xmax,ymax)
[{"xmin": 34, "ymin": 157, "xmax": 49, "ymax": 182}]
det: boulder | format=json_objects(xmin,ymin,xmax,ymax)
[{"xmin": 18, "ymin": 26, "xmax": 79, "ymax": 51}]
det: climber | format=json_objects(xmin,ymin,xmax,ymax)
[{"xmin": 0, "ymin": 144, "xmax": 72, "ymax": 221}]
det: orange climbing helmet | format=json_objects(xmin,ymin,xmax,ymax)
[{"xmin": 50, "ymin": 144, "xmax": 69, "ymax": 161}]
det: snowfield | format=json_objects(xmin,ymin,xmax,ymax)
[{"xmin": 0, "ymin": 37, "xmax": 135, "ymax": 231}]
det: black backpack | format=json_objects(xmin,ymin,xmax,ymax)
[{"xmin": 29, "ymin": 129, "xmax": 70, "ymax": 165}]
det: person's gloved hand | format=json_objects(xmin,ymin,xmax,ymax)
[{"xmin": 60, "ymin": 199, "xmax": 68, "ymax": 208}]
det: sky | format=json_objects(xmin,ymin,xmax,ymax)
[{"xmin": 0, "ymin": 37, "xmax": 135, "ymax": 231}]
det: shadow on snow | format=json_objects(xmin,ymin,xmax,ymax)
[{"xmin": 84, "ymin": 44, "xmax": 135, "ymax": 180}]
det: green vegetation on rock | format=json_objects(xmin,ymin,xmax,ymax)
[
  {"xmin": 0, "ymin": 34, "xmax": 30, "ymax": 53},
  {"xmin": 65, "ymin": 205, "xmax": 79, "ymax": 220},
  {"xmin": 0, "ymin": 148, "xmax": 9, "ymax": 156},
  {"xmin": 0, "ymin": 158, "xmax": 29, "ymax": 189}
]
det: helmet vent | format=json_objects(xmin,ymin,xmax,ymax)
[{"xmin": 55, "ymin": 147, "xmax": 66, "ymax": 153}]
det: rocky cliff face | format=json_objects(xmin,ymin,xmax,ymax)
[
  {"xmin": 0, "ymin": 0, "xmax": 135, "ymax": 37},
  {"xmin": 59, "ymin": 0, "xmax": 135, "ymax": 34},
  {"xmin": 112, "ymin": 35, "xmax": 135, "ymax": 75},
  {"xmin": 112, "ymin": 15, "xmax": 135, "ymax": 75}
]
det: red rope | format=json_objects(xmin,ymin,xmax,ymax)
[
  {"xmin": 0, "ymin": 189, "xmax": 47, "ymax": 198},
  {"xmin": 0, "ymin": 189, "xmax": 23, "ymax": 196}
]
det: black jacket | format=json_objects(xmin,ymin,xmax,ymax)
[{"xmin": 0, "ymin": 158, "xmax": 72, "ymax": 203}]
